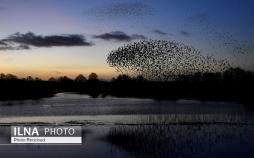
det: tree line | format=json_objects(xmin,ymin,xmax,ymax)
[
  {"xmin": 0, "ymin": 73, "xmax": 98, "ymax": 82},
  {"xmin": 0, "ymin": 67, "xmax": 253, "ymax": 83}
]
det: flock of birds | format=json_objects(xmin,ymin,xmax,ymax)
[
  {"xmin": 184, "ymin": 13, "xmax": 254, "ymax": 70},
  {"xmin": 107, "ymin": 40, "xmax": 230, "ymax": 81},
  {"xmin": 85, "ymin": 1, "xmax": 152, "ymax": 20}
]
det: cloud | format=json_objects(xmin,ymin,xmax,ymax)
[
  {"xmin": 0, "ymin": 32, "xmax": 92, "ymax": 50},
  {"xmin": 93, "ymin": 31, "xmax": 146, "ymax": 42},
  {"xmin": 0, "ymin": 41, "xmax": 7, "ymax": 46},
  {"xmin": 180, "ymin": 30, "xmax": 191, "ymax": 36},
  {"xmin": 84, "ymin": 1, "xmax": 153, "ymax": 20},
  {"xmin": 0, "ymin": 40, "xmax": 29, "ymax": 50},
  {"xmin": 153, "ymin": 29, "xmax": 167, "ymax": 35}
]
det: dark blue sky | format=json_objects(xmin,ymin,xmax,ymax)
[{"xmin": 0, "ymin": 0, "xmax": 253, "ymax": 79}]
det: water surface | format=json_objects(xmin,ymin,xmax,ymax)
[{"xmin": 0, "ymin": 93, "xmax": 253, "ymax": 158}]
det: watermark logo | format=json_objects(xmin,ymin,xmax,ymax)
[{"xmin": 11, "ymin": 126, "xmax": 82, "ymax": 144}]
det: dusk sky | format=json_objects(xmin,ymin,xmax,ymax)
[{"xmin": 0, "ymin": 0, "xmax": 254, "ymax": 79}]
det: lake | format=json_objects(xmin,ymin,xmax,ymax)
[{"xmin": 0, "ymin": 93, "xmax": 253, "ymax": 158}]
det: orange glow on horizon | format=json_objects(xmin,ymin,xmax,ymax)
[{"xmin": 0, "ymin": 66, "xmax": 118, "ymax": 80}]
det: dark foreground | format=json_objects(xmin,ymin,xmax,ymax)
[
  {"xmin": 1, "ymin": 68, "xmax": 254, "ymax": 104},
  {"xmin": 0, "ymin": 93, "xmax": 254, "ymax": 158},
  {"xmin": 1, "ymin": 68, "xmax": 253, "ymax": 105}
]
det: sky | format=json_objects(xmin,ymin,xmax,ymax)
[{"xmin": 0, "ymin": 0, "xmax": 254, "ymax": 80}]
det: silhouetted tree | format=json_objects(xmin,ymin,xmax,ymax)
[
  {"xmin": 74, "ymin": 74, "xmax": 87, "ymax": 83},
  {"xmin": 0, "ymin": 73, "xmax": 5, "ymax": 80},
  {"xmin": 5, "ymin": 74, "xmax": 18, "ymax": 80},
  {"xmin": 192, "ymin": 72, "xmax": 203, "ymax": 82},
  {"xmin": 116, "ymin": 74, "xmax": 131, "ymax": 82},
  {"xmin": 35, "ymin": 77, "xmax": 42, "ymax": 81},
  {"xmin": 26, "ymin": 76, "xmax": 34, "ymax": 81},
  {"xmin": 58, "ymin": 76, "xmax": 73, "ymax": 83},
  {"xmin": 202, "ymin": 72, "xmax": 222, "ymax": 83},
  {"xmin": 135, "ymin": 75, "xmax": 147, "ymax": 82},
  {"xmin": 111, "ymin": 77, "xmax": 116, "ymax": 82},
  {"xmin": 48, "ymin": 77, "xmax": 57, "ymax": 82},
  {"xmin": 88, "ymin": 73, "xmax": 98, "ymax": 81},
  {"xmin": 87, "ymin": 73, "xmax": 100, "ymax": 98},
  {"xmin": 223, "ymin": 67, "xmax": 248, "ymax": 82}
]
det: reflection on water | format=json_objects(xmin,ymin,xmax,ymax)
[
  {"xmin": 0, "ymin": 93, "xmax": 253, "ymax": 158},
  {"xmin": 0, "ymin": 93, "xmax": 251, "ymax": 116},
  {"xmin": 107, "ymin": 124, "xmax": 254, "ymax": 158}
]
